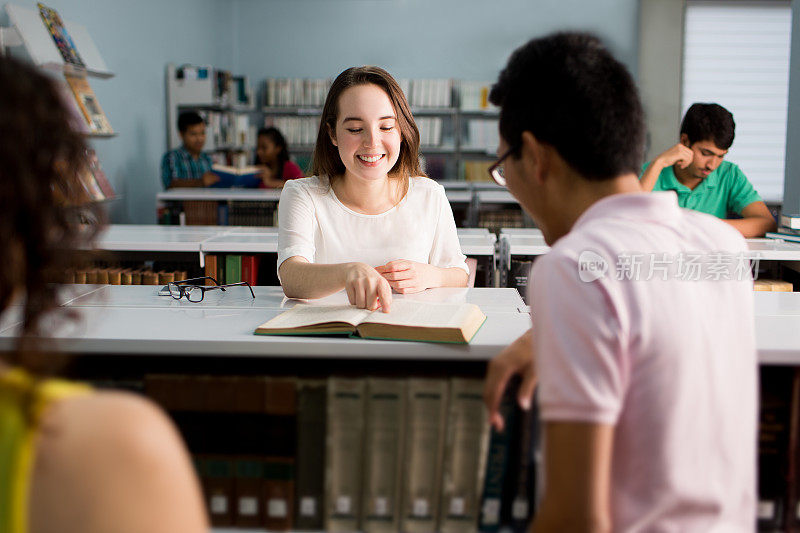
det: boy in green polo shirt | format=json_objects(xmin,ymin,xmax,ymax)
[{"xmin": 640, "ymin": 103, "xmax": 775, "ymax": 237}]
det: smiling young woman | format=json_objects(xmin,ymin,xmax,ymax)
[{"xmin": 276, "ymin": 66, "xmax": 469, "ymax": 311}]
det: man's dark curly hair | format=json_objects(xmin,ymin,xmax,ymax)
[
  {"xmin": 0, "ymin": 56, "xmax": 100, "ymax": 371},
  {"xmin": 680, "ymin": 103, "xmax": 735, "ymax": 150},
  {"xmin": 489, "ymin": 32, "xmax": 646, "ymax": 180}
]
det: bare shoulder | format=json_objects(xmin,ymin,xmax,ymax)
[{"xmin": 30, "ymin": 390, "xmax": 208, "ymax": 533}]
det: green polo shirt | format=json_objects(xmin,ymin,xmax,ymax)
[{"xmin": 640, "ymin": 160, "xmax": 762, "ymax": 218}]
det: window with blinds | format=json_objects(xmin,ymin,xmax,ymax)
[{"xmin": 682, "ymin": 1, "xmax": 792, "ymax": 203}]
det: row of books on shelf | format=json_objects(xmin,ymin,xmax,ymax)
[
  {"xmin": 265, "ymin": 78, "xmax": 331, "ymax": 108},
  {"xmin": 162, "ymin": 200, "xmax": 279, "ymax": 226},
  {"xmin": 61, "ymin": 256, "xmax": 265, "ymax": 287},
  {"xmin": 142, "ymin": 374, "xmax": 537, "ymax": 532},
  {"xmin": 195, "ymin": 110, "xmax": 256, "ymax": 152},
  {"xmin": 263, "ymin": 78, "xmax": 498, "ymax": 110},
  {"xmin": 203, "ymin": 254, "xmax": 261, "ymax": 286},
  {"xmin": 264, "ymin": 116, "xmax": 319, "ymax": 147},
  {"xmin": 464, "ymin": 118, "xmax": 500, "ymax": 153},
  {"xmin": 417, "ymin": 117, "xmax": 444, "ymax": 147},
  {"xmin": 63, "ymin": 267, "xmax": 188, "ymax": 285}
]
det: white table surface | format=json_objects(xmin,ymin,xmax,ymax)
[
  {"xmin": 201, "ymin": 234, "xmax": 279, "ymax": 253},
  {"xmin": 501, "ymin": 233, "xmax": 551, "ymax": 257},
  {"xmin": 95, "ymin": 225, "xmax": 497, "ymax": 257},
  {"xmin": 63, "ymin": 285, "xmax": 525, "ymax": 314},
  {"xmin": 157, "ymin": 188, "xmax": 282, "ymax": 202},
  {"xmin": 744, "ymin": 238, "xmax": 800, "ymax": 260},
  {"xmin": 445, "ymin": 190, "xmax": 474, "ymax": 203},
  {"xmin": 496, "ymin": 232, "xmax": 800, "ymax": 261},
  {"xmin": 500, "ymin": 227, "xmax": 543, "ymax": 237},
  {"xmin": 95, "ymin": 225, "xmax": 219, "ymax": 252},
  {"xmin": 0, "ymin": 287, "xmax": 530, "ymax": 360},
  {"xmin": 477, "ymin": 190, "xmax": 519, "ymax": 205}
]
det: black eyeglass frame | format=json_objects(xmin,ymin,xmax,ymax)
[
  {"xmin": 487, "ymin": 144, "xmax": 520, "ymax": 187},
  {"xmin": 169, "ymin": 281, "xmax": 255, "ymax": 303}
]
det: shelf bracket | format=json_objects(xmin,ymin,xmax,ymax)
[{"xmin": 0, "ymin": 26, "xmax": 23, "ymax": 54}]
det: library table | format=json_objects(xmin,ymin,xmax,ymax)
[
  {"xmin": 0, "ymin": 287, "xmax": 531, "ymax": 361},
  {"xmin": 62, "ymin": 285, "xmax": 525, "ymax": 314},
  {"xmin": 95, "ymin": 225, "xmax": 218, "ymax": 252},
  {"xmin": 156, "ymin": 188, "xmax": 283, "ymax": 202}
]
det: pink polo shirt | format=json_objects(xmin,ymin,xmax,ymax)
[{"xmin": 530, "ymin": 192, "xmax": 757, "ymax": 531}]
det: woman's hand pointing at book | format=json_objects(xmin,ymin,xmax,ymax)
[{"xmin": 344, "ymin": 262, "xmax": 392, "ymax": 313}]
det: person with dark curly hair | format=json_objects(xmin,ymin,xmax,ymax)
[
  {"xmin": 640, "ymin": 103, "xmax": 776, "ymax": 237},
  {"xmin": 483, "ymin": 33, "xmax": 756, "ymax": 531},
  {"xmin": 0, "ymin": 57, "xmax": 207, "ymax": 533}
]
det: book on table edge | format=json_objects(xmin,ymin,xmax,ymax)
[
  {"xmin": 254, "ymin": 301, "xmax": 487, "ymax": 344},
  {"xmin": 767, "ymin": 231, "xmax": 800, "ymax": 243},
  {"xmin": 780, "ymin": 214, "xmax": 800, "ymax": 230}
]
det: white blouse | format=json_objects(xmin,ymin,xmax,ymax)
[{"xmin": 277, "ymin": 175, "xmax": 468, "ymax": 277}]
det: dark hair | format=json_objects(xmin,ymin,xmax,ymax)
[
  {"xmin": 311, "ymin": 66, "xmax": 425, "ymax": 182},
  {"xmin": 178, "ymin": 111, "xmax": 204, "ymax": 133},
  {"xmin": 489, "ymin": 32, "xmax": 645, "ymax": 180},
  {"xmin": 254, "ymin": 127, "xmax": 290, "ymax": 180},
  {"xmin": 680, "ymin": 103, "xmax": 735, "ymax": 150},
  {"xmin": 0, "ymin": 57, "xmax": 100, "ymax": 372}
]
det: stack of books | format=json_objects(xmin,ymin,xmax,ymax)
[{"xmin": 767, "ymin": 213, "xmax": 800, "ymax": 243}]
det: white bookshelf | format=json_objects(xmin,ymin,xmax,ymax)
[{"xmin": 166, "ymin": 63, "xmax": 256, "ymax": 153}]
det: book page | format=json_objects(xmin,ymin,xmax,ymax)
[
  {"xmin": 259, "ymin": 304, "xmax": 371, "ymax": 330},
  {"xmin": 363, "ymin": 300, "xmax": 477, "ymax": 328}
]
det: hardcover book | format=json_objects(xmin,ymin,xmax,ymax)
[
  {"xmin": 254, "ymin": 301, "xmax": 486, "ymax": 344},
  {"xmin": 295, "ymin": 380, "xmax": 327, "ymax": 530},
  {"xmin": 361, "ymin": 378, "xmax": 406, "ymax": 533},
  {"xmin": 64, "ymin": 74, "xmax": 113, "ymax": 134},
  {"xmin": 325, "ymin": 377, "xmax": 366, "ymax": 532},
  {"xmin": 212, "ymin": 164, "xmax": 262, "ymax": 188},
  {"xmin": 400, "ymin": 378, "xmax": 448, "ymax": 533},
  {"xmin": 780, "ymin": 214, "xmax": 800, "ymax": 230},
  {"xmin": 440, "ymin": 378, "xmax": 491, "ymax": 533}
]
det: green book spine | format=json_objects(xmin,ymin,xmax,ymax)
[{"xmin": 226, "ymin": 255, "xmax": 242, "ymax": 284}]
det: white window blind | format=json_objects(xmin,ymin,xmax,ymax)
[{"xmin": 682, "ymin": 1, "xmax": 792, "ymax": 202}]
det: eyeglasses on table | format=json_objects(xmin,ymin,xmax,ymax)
[{"xmin": 167, "ymin": 277, "xmax": 255, "ymax": 303}]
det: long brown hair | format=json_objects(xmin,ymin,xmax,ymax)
[
  {"xmin": 311, "ymin": 66, "xmax": 425, "ymax": 182},
  {"xmin": 0, "ymin": 56, "xmax": 101, "ymax": 373}
]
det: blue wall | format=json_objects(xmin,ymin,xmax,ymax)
[
  {"xmin": 5, "ymin": 0, "xmax": 640, "ymax": 223},
  {"xmin": 3, "ymin": 0, "xmax": 237, "ymax": 223},
  {"xmin": 233, "ymin": 0, "xmax": 640, "ymax": 82}
]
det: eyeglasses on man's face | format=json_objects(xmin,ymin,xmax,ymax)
[
  {"xmin": 167, "ymin": 277, "xmax": 255, "ymax": 303},
  {"xmin": 487, "ymin": 144, "xmax": 519, "ymax": 187}
]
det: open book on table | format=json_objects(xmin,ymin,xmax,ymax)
[{"xmin": 254, "ymin": 300, "xmax": 487, "ymax": 344}]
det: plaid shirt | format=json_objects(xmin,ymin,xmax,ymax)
[{"xmin": 161, "ymin": 146, "xmax": 213, "ymax": 189}]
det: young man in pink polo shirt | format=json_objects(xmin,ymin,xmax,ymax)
[{"xmin": 483, "ymin": 33, "xmax": 757, "ymax": 531}]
